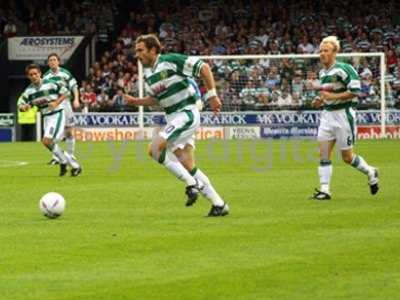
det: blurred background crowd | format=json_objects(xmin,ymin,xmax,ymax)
[{"xmin": 2, "ymin": 0, "xmax": 400, "ymax": 111}]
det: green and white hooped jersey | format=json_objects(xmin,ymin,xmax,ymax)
[
  {"xmin": 18, "ymin": 79, "xmax": 68, "ymax": 115},
  {"xmin": 43, "ymin": 67, "xmax": 78, "ymax": 101},
  {"xmin": 319, "ymin": 61, "xmax": 361, "ymax": 110},
  {"xmin": 144, "ymin": 53, "xmax": 204, "ymax": 115}
]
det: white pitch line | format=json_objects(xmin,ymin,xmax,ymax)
[{"xmin": 0, "ymin": 160, "xmax": 29, "ymax": 168}]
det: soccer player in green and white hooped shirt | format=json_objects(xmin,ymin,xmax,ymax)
[
  {"xmin": 124, "ymin": 34, "xmax": 229, "ymax": 217},
  {"xmin": 18, "ymin": 64, "xmax": 82, "ymax": 177},
  {"xmin": 43, "ymin": 53, "xmax": 80, "ymax": 165},
  {"xmin": 311, "ymin": 36, "xmax": 379, "ymax": 200}
]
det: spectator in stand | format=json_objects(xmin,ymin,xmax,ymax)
[
  {"xmin": 291, "ymin": 92, "xmax": 304, "ymax": 109},
  {"xmin": 390, "ymin": 71, "xmax": 400, "ymax": 108},
  {"xmin": 96, "ymin": 89, "xmax": 113, "ymax": 111},
  {"xmin": 124, "ymin": 76, "xmax": 136, "ymax": 95},
  {"xmin": 81, "ymin": 84, "xmax": 97, "ymax": 112},
  {"xmin": 112, "ymin": 88, "xmax": 126, "ymax": 111},
  {"xmin": 304, "ymin": 70, "xmax": 320, "ymax": 107},
  {"xmin": 291, "ymin": 70, "xmax": 305, "ymax": 96},
  {"xmin": 239, "ymin": 80, "xmax": 257, "ymax": 110},
  {"xmin": 267, "ymin": 40, "xmax": 281, "ymax": 55},
  {"xmin": 3, "ymin": 18, "xmax": 17, "ymax": 37},
  {"xmin": 269, "ymin": 86, "xmax": 281, "ymax": 107},
  {"xmin": 277, "ymin": 88, "xmax": 293, "ymax": 108},
  {"xmin": 265, "ymin": 67, "xmax": 280, "ymax": 89},
  {"xmin": 221, "ymin": 82, "xmax": 241, "ymax": 111},
  {"xmin": 0, "ymin": 0, "xmax": 116, "ymax": 38},
  {"xmin": 92, "ymin": 69, "xmax": 106, "ymax": 93},
  {"xmin": 79, "ymin": 80, "xmax": 87, "ymax": 96},
  {"xmin": 255, "ymin": 81, "xmax": 270, "ymax": 110},
  {"xmin": 359, "ymin": 71, "xmax": 378, "ymax": 107},
  {"xmin": 119, "ymin": 29, "xmax": 133, "ymax": 47},
  {"xmin": 298, "ymin": 35, "xmax": 315, "ymax": 54},
  {"xmin": 117, "ymin": 72, "xmax": 134, "ymax": 94},
  {"xmin": 64, "ymin": 0, "xmax": 400, "ymax": 112},
  {"xmin": 386, "ymin": 48, "xmax": 398, "ymax": 73}
]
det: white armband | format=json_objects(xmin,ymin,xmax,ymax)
[{"xmin": 204, "ymin": 88, "xmax": 217, "ymax": 101}]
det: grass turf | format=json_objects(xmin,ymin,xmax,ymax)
[{"xmin": 0, "ymin": 139, "xmax": 399, "ymax": 300}]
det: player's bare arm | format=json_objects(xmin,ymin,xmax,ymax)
[
  {"xmin": 48, "ymin": 94, "xmax": 66, "ymax": 110},
  {"xmin": 320, "ymin": 91, "xmax": 357, "ymax": 102},
  {"xmin": 72, "ymin": 87, "xmax": 80, "ymax": 109},
  {"xmin": 18, "ymin": 103, "xmax": 31, "ymax": 112},
  {"xmin": 200, "ymin": 63, "xmax": 222, "ymax": 114},
  {"xmin": 123, "ymin": 94, "xmax": 157, "ymax": 106},
  {"xmin": 312, "ymin": 96, "xmax": 323, "ymax": 109}
]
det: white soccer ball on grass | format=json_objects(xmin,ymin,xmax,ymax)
[{"xmin": 39, "ymin": 192, "xmax": 66, "ymax": 219}]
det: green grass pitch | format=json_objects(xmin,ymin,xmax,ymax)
[{"xmin": 0, "ymin": 139, "xmax": 399, "ymax": 300}]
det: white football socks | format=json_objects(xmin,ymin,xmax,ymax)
[
  {"xmin": 64, "ymin": 152, "xmax": 80, "ymax": 169},
  {"xmin": 51, "ymin": 144, "xmax": 68, "ymax": 165},
  {"xmin": 318, "ymin": 160, "xmax": 332, "ymax": 194},
  {"xmin": 159, "ymin": 150, "xmax": 196, "ymax": 186},
  {"xmin": 51, "ymin": 136, "xmax": 75, "ymax": 162},
  {"xmin": 50, "ymin": 143, "xmax": 79, "ymax": 169},
  {"xmin": 351, "ymin": 155, "xmax": 373, "ymax": 176},
  {"xmin": 191, "ymin": 167, "xmax": 225, "ymax": 206},
  {"xmin": 65, "ymin": 136, "xmax": 75, "ymax": 156}
]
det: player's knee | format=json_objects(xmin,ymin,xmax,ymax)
[
  {"xmin": 148, "ymin": 142, "xmax": 165, "ymax": 160},
  {"xmin": 148, "ymin": 138, "xmax": 167, "ymax": 162},
  {"xmin": 180, "ymin": 156, "xmax": 194, "ymax": 172},
  {"xmin": 158, "ymin": 140, "xmax": 167, "ymax": 152},
  {"xmin": 42, "ymin": 138, "xmax": 52, "ymax": 148},
  {"xmin": 65, "ymin": 128, "xmax": 73, "ymax": 138},
  {"xmin": 147, "ymin": 143, "xmax": 153, "ymax": 157},
  {"xmin": 181, "ymin": 160, "xmax": 193, "ymax": 172},
  {"xmin": 342, "ymin": 154, "xmax": 353, "ymax": 164}
]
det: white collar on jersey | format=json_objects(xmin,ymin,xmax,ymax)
[
  {"xmin": 51, "ymin": 67, "xmax": 60, "ymax": 74},
  {"xmin": 323, "ymin": 60, "xmax": 337, "ymax": 73},
  {"xmin": 151, "ymin": 54, "xmax": 161, "ymax": 72},
  {"xmin": 33, "ymin": 79, "xmax": 43, "ymax": 89}
]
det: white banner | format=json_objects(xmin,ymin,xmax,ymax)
[
  {"xmin": 8, "ymin": 36, "xmax": 84, "ymax": 61},
  {"xmin": 228, "ymin": 127, "xmax": 260, "ymax": 139},
  {"xmin": 196, "ymin": 127, "xmax": 225, "ymax": 140},
  {"xmin": 73, "ymin": 128, "xmax": 154, "ymax": 141},
  {"xmin": 73, "ymin": 127, "xmax": 225, "ymax": 142}
]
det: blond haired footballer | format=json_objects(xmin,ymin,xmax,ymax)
[{"xmin": 312, "ymin": 36, "xmax": 379, "ymax": 200}]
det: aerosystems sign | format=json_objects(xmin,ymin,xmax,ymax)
[{"xmin": 8, "ymin": 36, "xmax": 84, "ymax": 60}]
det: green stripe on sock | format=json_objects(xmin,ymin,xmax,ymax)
[
  {"xmin": 46, "ymin": 143, "xmax": 55, "ymax": 151},
  {"xmin": 158, "ymin": 149, "xmax": 166, "ymax": 164},
  {"xmin": 190, "ymin": 166, "xmax": 198, "ymax": 176},
  {"xmin": 320, "ymin": 159, "xmax": 332, "ymax": 166},
  {"xmin": 351, "ymin": 155, "xmax": 360, "ymax": 167}
]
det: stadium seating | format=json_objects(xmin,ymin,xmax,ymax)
[{"xmin": 2, "ymin": 0, "xmax": 399, "ymax": 111}]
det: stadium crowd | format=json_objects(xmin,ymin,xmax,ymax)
[
  {"xmin": 0, "ymin": 0, "xmax": 116, "ymax": 42},
  {"xmin": 2, "ymin": 0, "xmax": 400, "ymax": 111}
]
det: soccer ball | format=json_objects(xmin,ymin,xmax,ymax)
[{"xmin": 39, "ymin": 192, "xmax": 66, "ymax": 219}]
